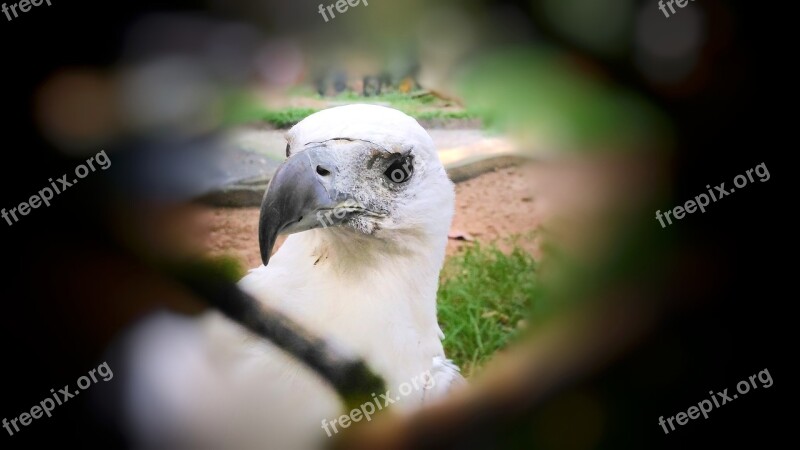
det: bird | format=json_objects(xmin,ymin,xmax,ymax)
[{"xmin": 120, "ymin": 104, "xmax": 464, "ymax": 449}]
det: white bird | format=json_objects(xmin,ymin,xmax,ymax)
[{"xmin": 121, "ymin": 104, "xmax": 464, "ymax": 449}]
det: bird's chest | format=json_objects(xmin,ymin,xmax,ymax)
[{"xmin": 296, "ymin": 285, "xmax": 435, "ymax": 400}]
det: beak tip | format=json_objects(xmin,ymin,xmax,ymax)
[
  {"xmin": 258, "ymin": 221, "xmax": 277, "ymax": 267},
  {"xmin": 259, "ymin": 238, "xmax": 274, "ymax": 266}
]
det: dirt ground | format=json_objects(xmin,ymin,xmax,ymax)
[{"xmin": 199, "ymin": 164, "xmax": 543, "ymax": 270}]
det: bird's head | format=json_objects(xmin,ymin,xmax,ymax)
[{"xmin": 258, "ymin": 104, "xmax": 454, "ymax": 265}]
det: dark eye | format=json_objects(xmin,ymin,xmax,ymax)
[
  {"xmin": 384, "ymin": 155, "xmax": 413, "ymax": 183},
  {"xmin": 285, "ymin": 143, "xmax": 291, "ymax": 157}
]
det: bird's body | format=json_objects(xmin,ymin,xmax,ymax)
[{"xmin": 122, "ymin": 105, "xmax": 463, "ymax": 449}]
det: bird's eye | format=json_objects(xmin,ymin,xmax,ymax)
[
  {"xmin": 285, "ymin": 143, "xmax": 291, "ymax": 157},
  {"xmin": 384, "ymin": 155, "xmax": 413, "ymax": 183}
]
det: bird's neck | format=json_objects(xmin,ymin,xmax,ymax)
[
  {"xmin": 275, "ymin": 226, "xmax": 449, "ymax": 384},
  {"xmin": 299, "ymin": 226, "xmax": 448, "ymax": 303},
  {"xmin": 310, "ymin": 226, "xmax": 445, "ymax": 268}
]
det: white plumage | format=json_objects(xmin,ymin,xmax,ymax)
[{"xmin": 122, "ymin": 104, "xmax": 463, "ymax": 449}]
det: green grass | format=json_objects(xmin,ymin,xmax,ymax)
[
  {"xmin": 414, "ymin": 110, "xmax": 478, "ymax": 121},
  {"xmin": 220, "ymin": 90, "xmax": 316, "ymax": 128},
  {"xmin": 331, "ymin": 91, "xmax": 477, "ymax": 121},
  {"xmin": 437, "ymin": 241, "xmax": 538, "ymax": 378},
  {"xmin": 221, "ymin": 95, "xmax": 316, "ymax": 128},
  {"xmin": 258, "ymin": 108, "xmax": 319, "ymax": 128},
  {"xmin": 221, "ymin": 89, "xmax": 477, "ymax": 128}
]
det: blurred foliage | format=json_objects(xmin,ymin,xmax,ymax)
[{"xmin": 458, "ymin": 47, "xmax": 669, "ymax": 151}]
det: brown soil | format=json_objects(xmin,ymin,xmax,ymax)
[{"xmin": 199, "ymin": 164, "xmax": 542, "ymax": 270}]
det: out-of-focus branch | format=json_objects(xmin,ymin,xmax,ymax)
[
  {"xmin": 169, "ymin": 259, "xmax": 386, "ymax": 409},
  {"xmin": 333, "ymin": 290, "xmax": 660, "ymax": 450},
  {"xmin": 161, "ymin": 258, "xmax": 387, "ymax": 411}
]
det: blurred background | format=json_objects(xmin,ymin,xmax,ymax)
[{"xmin": 0, "ymin": 0, "xmax": 788, "ymax": 448}]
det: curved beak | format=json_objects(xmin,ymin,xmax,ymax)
[{"xmin": 258, "ymin": 148, "xmax": 342, "ymax": 265}]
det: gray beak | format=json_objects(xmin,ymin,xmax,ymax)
[{"xmin": 258, "ymin": 147, "xmax": 343, "ymax": 265}]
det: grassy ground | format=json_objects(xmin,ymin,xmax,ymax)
[
  {"xmin": 437, "ymin": 240, "xmax": 539, "ymax": 378},
  {"xmin": 222, "ymin": 89, "xmax": 477, "ymax": 128},
  {"xmin": 222, "ymin": 93, "xmax": 318, "ymax": 128}
]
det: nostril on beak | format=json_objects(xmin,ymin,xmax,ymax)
[{"xmin": 316, "ymin": 165, "xmax": 331, "ymax": 176}]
